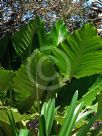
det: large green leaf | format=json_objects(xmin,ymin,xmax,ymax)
[
  {"xmin": 51, "ymin": 48, "xmax": 71, "ymax": 78},
  {"xmin": 0, "ymin": 107, "xmax": 34, "ymax": 124},
  {"xmin": 59, "ymin": 24, "xmax": 102, "ymax": 79},
  {"xmin": 12, "ymin": 17, "xmax": 52, "ymax": 60},
  {"xmin": 13, "ymin": 50, "xmax": 58, "ymax": 113},
  {"xmin": 12, "ymin": 19, "xmax": 37, "ymax": 60}
]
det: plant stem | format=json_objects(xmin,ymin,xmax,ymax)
[
  {"xmin": 35, "ymin": 83, "xmax": 40, "ymax": 114},
  {"xmin": 35, "ymin": 53, "xmax": 40, "ymax": 114}
]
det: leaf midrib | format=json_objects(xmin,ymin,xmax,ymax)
[{"xmin": 70, "ymin": 41, "xmax": 86, "ymax": 79}]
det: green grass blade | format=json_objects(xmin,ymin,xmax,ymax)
[
  {"xmin": 39, "ymin": 115, "xmax": 46, "ymax": 136},
  {"xmin": 59, "ymin": 90, "xmax": 79, "ymax": 136},
  {"xmin": 46, "ymin": 99, "xmax": 55, "ymax": 136},
  {"xmin": 6, "ymin": 111, "xmax": 18, "ymax": 136}
]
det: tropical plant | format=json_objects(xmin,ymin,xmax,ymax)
[
  {"xmin": 39, "ymin": 91, "xmax": 101, "ymax": 136},
  {"xmin": 0, "ymin": 17, "xmax": 102, "ymax": 135},
  {"xmin": 12, "ymin": 19, "xmax": 102, "ymax": 112},
  {"xmin": 4, "ymin": 91, "xmax": 99, "ymax": 136},
  {"xmin": 7, "ymin": 109, "xmax": 30, "ymax": 136}
]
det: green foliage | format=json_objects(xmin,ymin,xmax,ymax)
[
  {"xmin": 39, "ymin": 91, "xmax": 100, "ymax": 136},
  {"xmin": 12, "ymin": 20, "xmax": 37, "ymax": 60},
  {"xmin": 56, "ymin": 74, "xmax": 98, "ymax": 106},
  {"xmin": 51, "ymin": 47, "xmax": 71, "ymax": 78},
  {"xmin": 13, "ymin": 50, "xmax": 58, "ymax": 113},
  {"xmin": 0, "ymin": 107, "xmax": 34, "ymax": 124},
  {"xmin": 97, "ymin": 92, "xmax": 102, "ymax": 120},
  {"xmin": 76, "ymin": 110, "xmax": 102, "ymax": 136},
  {"xmin": 59, "ymin": 91, "xmax": 83, "ymax": 136},
  {"xmin": 7, "ymin": 109, "xmax": 30, "ymax": 136},
  {"xmin": 12, "ymin": 17, "xmax": 52, "ymax": 60},
  {"xmin": 6, "ymin": 109, "xmax": 18, "ymax": 136},
  {"xmin": 0, "ymin": 68, "xmax": 15, "ymax": 93},
  {"xmin": 80, "ymin": 75, "xmax": 102, "ymax": 106},
  {"xmin": 39, "ymin": 99, "xmax": 55, "ymax": 136},
  {"xmin": 0, "ymin": 18, "xmax": 102, "ymax": 135},
  {"xmin": 0, "ymin": 121, "xmax": 12, "ymax": 136},
  {"xmin": 50, "ymin": 20, "xmax": 69, "ymax": 46},
  {"xmin": 0, "ymin": 36, "xmax": 9, "ymax": 59},
  {"xmin": 59, "ymin": 24, "xmax": 102, "ymax": 79},
  {"xmin": 19, "ymin": 129, "xmax": 30, "ymax": 136}
]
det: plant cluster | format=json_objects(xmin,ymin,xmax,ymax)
[{"xmin": 0, "ymin": 17, "xmax": 102, "ymax": 135}]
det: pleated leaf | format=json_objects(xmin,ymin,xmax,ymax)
[
  {"xmin": 60, "ymin": 24, "xmax": 102, "ymax": 79},
  {"xmin": 13, "ymin": 50, "xmax": 58, "ymax": 113},
  {"xmin": 12, "ymin": 19, "xmax": 37, "ymax": 60}
]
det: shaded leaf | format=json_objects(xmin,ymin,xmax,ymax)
[
  {"xmin": 0, "ymin": 36, "xmax": 9, "ymax": 58},
  {"xmin": 0, "ymin": 107, "xmax": 34, "ymax": 124},
  {"xmin": 13, "ymin": 50, "xmax": 58, "ymax": 113},
  {"xmin": 80, "ymin": 75, "xmax": 102, "ymax": 106},
  {"xmin": 0, "ymin": 68, "xmax": 15, "ymax": 92}
]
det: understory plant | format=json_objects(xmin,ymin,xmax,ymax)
[
  {"xmin": 0, "ymin": 17, "xmax": 102, "ymax": 135},
  {"xmin": 7, "ymin": 91, "xmax": 101, "ymax": 136}
]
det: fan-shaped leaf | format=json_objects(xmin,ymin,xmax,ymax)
[
  {"xmin": 60, "ymin": 24, "xmax": 102, "ymax": 79},
  {"xmin": 13, "ymin": 50, "xmax": 58, "ymax": 113},
  {"xmin": 12, "ymin": 19, "xmax": 37, "ymax": 60}
]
